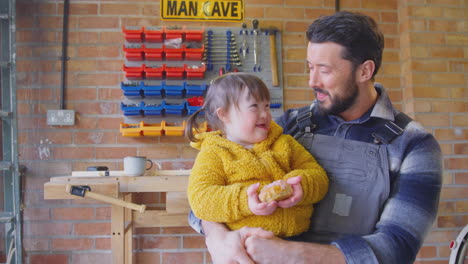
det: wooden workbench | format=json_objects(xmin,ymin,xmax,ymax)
[{"xmin": 44, "ymin": 171, "xmax": 190, "ymax": 264}]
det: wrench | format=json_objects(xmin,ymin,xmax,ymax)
[
  {"xmin": 252, "ymin": 19, "xmax": 261, "ymax": 72},
  {"xmin": 240, "ymin": 23, "xmax": 249, "ymax": 60}
]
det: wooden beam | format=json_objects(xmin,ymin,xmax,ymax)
[
  {"xmin": 132, "ymin": 210, "xmax": 188, "ymax": 227},
  {"xmin": 44, "ymin": 182, "xmax": 119, "ymax": 199}
]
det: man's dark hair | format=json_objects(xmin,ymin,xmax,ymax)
[{"xmin": 306, "ymin": 11, "xmax": 384, "ymax": 78}]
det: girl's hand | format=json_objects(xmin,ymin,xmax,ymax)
[
  {"xmin": 247, "ymin": 183, "xmax": 278, "ymax": 215},
  {"xmin": 277, "ymin": 176, "xmax": 303, "ymax": 208}
]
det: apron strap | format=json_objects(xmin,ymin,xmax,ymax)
[
  {"xmin": 296, "ymin": 106, "xmax": 315, "ymax": 133},
  {"xmin": 371, "ymin": 112, "xmax": 412, "ymax": 144},
  {"xmin": 295, "ymin": 105, "xmax": 412, "ymax": 144}
]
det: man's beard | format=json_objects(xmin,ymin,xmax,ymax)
[{"xmin": 314, "ymin": 74, "xmax": 359, "ymax": 116}]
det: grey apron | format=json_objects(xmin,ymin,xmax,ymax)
[{"xmin": 295, "ymin": 131, "xmax": 391, "ymax": 243}]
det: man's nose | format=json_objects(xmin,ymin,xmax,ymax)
[{"xmin": 309, "ymin": 69, "xmax": 321, "ymax": 88}]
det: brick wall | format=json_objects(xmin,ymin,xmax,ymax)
[
  {"xmin": 15, "ymin": 0, "xmax": 466, "ymax": 263},
  {"xmin": 399, "ymin": 1, "xmax": 468, "ymax": 263}
]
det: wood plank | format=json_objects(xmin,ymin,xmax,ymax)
[
  {"xmin": 156, "ymin": 169, "xmax": 191, "ymax": 176},
  {"xmin": 119, "ymin": 176, "xmax": 188, "ymax": 193},
  {"xmin": 71, "ymin": 170, "xmax": 126, "ymax": 177},
  {"xmin": 132, "ymin": 210, "xmax": 188, "ymax": 227},
  {"xmin": 124, "ymin": 193, "xmax": 133, "ymax": 264},
  {"xmin": 47, "ymin": 175, "xmax": 189, "ymax": 193},
  {"xmin": 112, "ymin": 202, "xmax": 125, "ymax": 264},
  {"xmin": 44, "ymin": 182, "xmax": 119, "ymax": 199},
  {"xmin": 166, "ymin": 192, "xmax": 190, "ymax": 214}
]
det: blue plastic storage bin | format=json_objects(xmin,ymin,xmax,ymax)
[
  {"xmin": 185, "ymin": 82, "xmax": 207, "ymax": 96},
  {"xmin": 142, "ymin": 101, "xmax": 165, "ymax": 116},
  {"xmin": 121, "ymin": 102, "xmax": 143, "ymax": 116},
  {"xmin": 164, "ymin": 101, "xmax": 187, "ymax": 115},
  {"xmin": 121, "ymin": 82, "xmax": 142, "ymax": 98},
  {"xmin": 142, "ymin": 81, "xmax": 164, "ymax": 98},
  {"xmin": 187, "ymin": 104, "xmax": 203, "ymax": 115},
  {"xmin": 164, "ymin": 82, "xmax": 185, "ymax": 97}
]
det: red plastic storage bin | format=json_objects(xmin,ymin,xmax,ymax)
[
  {"xmin": 123, "ymin": 64, "xmax": 144, "ymax": 80},
  {"xmin": 122, "ymin": 26, "xmax": 144, "ymax": 43},
  {"xmin": 164, "ymin": 45, "xmax": 184, "ymax": 61},
  {"xmin": 185, "ymin": 28, "xmax": 204, "ymax": 42},
  {"xmin": 184, "ymin": 44, "xmax": 204, "ymax": 61},
  {"xmin": 144, "ymin": 45, "xmax": 164, "ymax": 61},
  {"xmin": 123, "ymin": 44, "xmax": 144, "ymax": 61},
  {"xmin": 164, "ymin": 26, "xmax": 184, "ymax": 40},
  {"xmin": 165, "ymin": 65, "xmax": 185, "ymax": 79},
  {"xmin": 143, "ymin": 26, "xmax": 164, "ymax": 43},
  {"xmin": 185, "ymin": 64, "xmax": 206, "ymax": 79},
  {"xmin": 144, "ymin": 64, "xmax": 165, "ymax": 79}
]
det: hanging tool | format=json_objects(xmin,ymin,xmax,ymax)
[
  {"xmin": 269, "ymin": 27, "xmax": 279, "ymax": 86},
  {"xmin": 66, "ymin": 184, "xmax": 146, "ymax": 213},
  {"xmin": 239, "ymin": 23, "xmax": 249, "ymax": 61},
  {"xmin": 252, "ymin": 19, "xmax": 261, "ymax": 72}
]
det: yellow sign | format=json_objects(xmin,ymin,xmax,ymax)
[{"xmin": 161, "ymin": 0, "xmax": 244, "ymax": 22}]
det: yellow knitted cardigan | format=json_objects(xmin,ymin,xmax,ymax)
[{"xmin": 187, "ymin": 121, "xmax": 328, "ymax": 237}]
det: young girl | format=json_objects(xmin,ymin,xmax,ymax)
[{"xmin": 185, "ymin": 73, "xmax": 328, "ymax": 237}]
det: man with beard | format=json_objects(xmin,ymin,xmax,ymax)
[{"xmin": 189, "ymin": 11, "xmax": 442, "ymax": 264}]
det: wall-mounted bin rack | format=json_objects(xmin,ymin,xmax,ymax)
[
  {"xmin": 123, "ymin": 44, "xmax": 205, "ymax": 62},
  {"xmin": 121, "ymin": 98, "xmax": 206, "ymax": 117},
  {"xmin": 121, "ymin": 82, "xmax": 207, "ymax": 99},
  {"xmin": 120, "ymin": 120, "xmax": 208, "ymax": 137},
  {"xmin": 121, "ymin": 26, "xmax": 284, "ymax": 137},
  {"xmin": 123, "ymin": 26, "xmax": 205, "ymax": 43},
  {"xmin": 124, "ymin": 64, "xmax": 206, "ymax": 80}
]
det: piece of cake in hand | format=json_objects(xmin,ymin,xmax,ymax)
[{"xmin": 259, "ymin": 180, "xmax": 293, "ymax": 203}]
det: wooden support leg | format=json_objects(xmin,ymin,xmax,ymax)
[
  {"xmin": 124, "ymin": 193, "xmax": 134, "ymax": 264},
  {"xmin": 112, "ymin": 199, "xmax": 125, "ymax": 264}
]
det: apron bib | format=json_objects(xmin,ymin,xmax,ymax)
[{"xmin": 295, "ymin": 132, "xmax": 390, "ymax": 243}]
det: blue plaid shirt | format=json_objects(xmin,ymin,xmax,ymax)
[{"xmin": 189, "ymin": 84, "xmax": 442, "ymax": 264}]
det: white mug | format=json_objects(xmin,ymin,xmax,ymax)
[{"xmin": 123, "ymin": 156, "xmax": 153, "ymax": 176}]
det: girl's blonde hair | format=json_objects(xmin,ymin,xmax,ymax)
[{"xmin": 185, "ymin": 72, "xmax": 271, "ymax": 142}]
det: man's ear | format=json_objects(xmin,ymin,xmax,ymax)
[
  {"xmin": 357, "ymin": 60, "xmax": 375, "ymax": 82},
  {"xmin": 216, "ymin": 107, "xmax": 229, "ymax": 123}
]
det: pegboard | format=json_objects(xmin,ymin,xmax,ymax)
[{"xmin": 120, "ymin": 25, "xmax": 284, "ymax": 137}]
